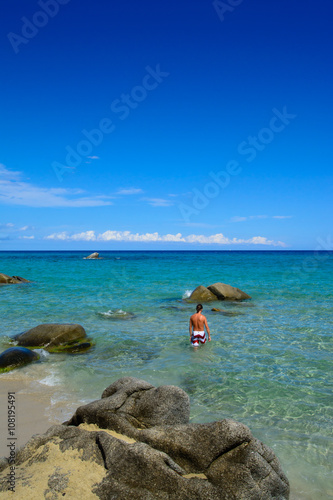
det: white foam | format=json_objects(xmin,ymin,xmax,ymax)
[
  {"xmin": 40, "ymin": 372, "xmax": 59, "ymax": 387},
  {"xmin": 182, "ymin": 289, "xmax": 193, "ymax": 299}
]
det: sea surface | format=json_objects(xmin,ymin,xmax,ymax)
[{"xmin": 0, "ymin": 251, "xmax": 332, "ymax": 499}]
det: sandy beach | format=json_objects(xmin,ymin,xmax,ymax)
[{"xmin": 0, "ymin": 376, "xmax": 60, "ymax": 459}]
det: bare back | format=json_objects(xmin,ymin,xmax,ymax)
[{"xmin": 190, "ymin": 312, "xmax": 207, "ymax": 331}]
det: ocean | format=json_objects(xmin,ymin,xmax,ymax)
[{"xmin": 0, "ymin": 250, "xmax": 332, "ymax": 499}]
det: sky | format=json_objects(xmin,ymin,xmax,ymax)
[{"xmin": 0, "ymin": 0, "xmax": 332, "ymax": 250}]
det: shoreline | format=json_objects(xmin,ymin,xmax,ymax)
[{"xmin": 0, "ymin": 376, "xmax": 61, "ymax": 458}]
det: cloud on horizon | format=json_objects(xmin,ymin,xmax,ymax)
[
  {"xmin": 45, "ymin": 230, "xmax": 286, "ymax": 247},
  {"xmin": 0, "ymin": 164, "xmax": 113, "ymax": 208}
]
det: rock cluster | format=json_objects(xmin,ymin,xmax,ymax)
[
  {"xmin": 0, "ymin": 377, "xmax": 290, "ymax": 499},
  {"xmin": 0, "ymin": 323, "xmax": 93, "ymax": 372},
  {"xmin": 0, "ymin": 273, "xmax": 30, "ymax": 284},
  {"xmin": 188, "ymin": 282, "xmax": 251, "ymax": 302}
]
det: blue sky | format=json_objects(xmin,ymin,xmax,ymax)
[{"xmin": 0, "ymin": 0, "xmax": 332, "ymax": 250}]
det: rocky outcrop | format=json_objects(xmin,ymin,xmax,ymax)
[
  {"xmin": 0, "ymin": 377, "xmax": 289, "ymax": 499},
  {"xmin": 84, "ymin": 252, "xmax": 102, "ymax": 259},
  {"xmin": 187, "ymin": 285, "xmax": 218, "ymax": 302},
  {"xmin": 0, "ymin": 273, "xmax": 30, "ymax": 284},
  {"xmin": 207, "ymin": 283, "xmax": 251, "ymax": 300},
  {"xmin": 0, "ymin": 347, "xmax": 39, "ymax": 373},
  {"xmin": 13, "ymin": 323, "xmax": 93, "ymax": 353},
  {"xmin": 188, "ymin": 282, "xmax": 251, "ymax": 302}
]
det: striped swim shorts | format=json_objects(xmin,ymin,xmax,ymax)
[{"xmin": 191, "ymin": 331, "xmax": 206, "ymax": 346}]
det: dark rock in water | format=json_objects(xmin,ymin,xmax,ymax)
[
  {"xmin": 207, "ymin": 282, "xmax": 251, "ymax": 301},
  {"xmin": 0, "ymin": 377, "xmax": 290, "ymax": 499},
  {"xmin": 0, "ymin": 273, "xmax": 31, "ymax": 284},
  {"xmin": 14, "ymin": 323, "xmax": 90, "ymax": 353},
  {"xmin": 47, "ymin": 341, "xmax": 94, "ymax": 354},
  {"xmin": 211, "ymin": 308, "xmax": 244, "ymax": 316},
  {"xmin": 84, "ymin": 252, "xmax": 102, "ymax": 259},
  {"xmin": 0, "ymin": 347, "xmax": 39, "ymax": 373},
  {"xmin": 188, "ymin": 285, "xmax": 218, "ymax": 302}
]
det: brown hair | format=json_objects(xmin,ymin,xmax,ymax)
[{"xmin": 196, "ymin": 304, "xmax": 203, "ymax": 312}]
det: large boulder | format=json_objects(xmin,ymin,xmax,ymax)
[
  {"xmin": 84, "ymin": 252, "xmax": 102, "ymax": 259},
  {"xmin": 0, "ymin": 273, "xmax": 30, "ymax": 284},
  {"xmin": 188, "ymin": 285, "xmax": 218, "ymax": 302},
  {"xmin": 13, "ymin": 323, "xmax": 92, "ymax": 353},
  {"xmin": 207, "ymin": 282, "xmax": 251, "ymax": 300},
  {"xmin": 68, "ymin": 376, "xmax": 190, "ymax": 431},
  {"xmin": 0, "ymin": 347, "xmax": 39, "ymax": 373},
  {"xmin": 0, "ymin": 377, "xmax": 290, "ymax": 499}
]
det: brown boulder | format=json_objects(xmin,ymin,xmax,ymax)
[
  {"xmin": 207, "ymin": 282, "xmax": 251, "ymax": 300},
  {"xmin": 188, "ymin": 286, "xmax": 218, "ymax": 302},
  {"xmin": 0, "ymin": 273, "xmax": 30, "ymax": 284},
  {"xmin": 14, "ymin": 323, "xmax": 87, "ymax": 349}
]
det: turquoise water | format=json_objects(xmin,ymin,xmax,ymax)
[{"xmin": 0, "ymin": 251, "xmax": 332, "ymax": 499}]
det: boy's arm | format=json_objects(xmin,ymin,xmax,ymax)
[
  {"xmin": 189, "ymin": 318, "xmax": 193, "ymax": 340},
  {"xmin": 204, "ymin": 317, "xmax": 211, "ymax": 341}
]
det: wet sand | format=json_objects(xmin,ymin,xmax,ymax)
[{"xmin": 0, "ymin": 377, "xmax": 58, "ymax": 458}]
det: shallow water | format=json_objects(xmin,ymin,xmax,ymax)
[{"xmin": 0, "ymin": 250, "xmax": 332, "ymax": 499}]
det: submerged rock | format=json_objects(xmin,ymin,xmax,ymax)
[
  {"xmin": 84, "ymin": 252, "xmax": 102, "ymax": 259},
  {"xmin": 0, "ymin": 376, "xmax": 290, "ymax": 499},
  {"xmin": 0, "ymin": 273, "xmax": 30, "ymax": 284},
  {"xmin": 13, "ymin": 323, "xmax": 92, "ymax": 353},
  {"xmin": 97, "ymin": 309, "xmax": 136, "ymax": 320},
  {"xmin": 0, "ymin": 347, "xmax": 39, "ymax": 373}
]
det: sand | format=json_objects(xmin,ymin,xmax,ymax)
[{"xmin": 0, "ymin": 377, "xmax": 58, "ymax": 459}]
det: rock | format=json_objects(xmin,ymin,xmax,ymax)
[
  {"xmin": 207, "ymin": 282, "xmax": 251, "ymax": 300},
  {"xmin": 84, "ymin": 252, "xmax": 102, "ymax": 259},
  {"xmin": 188, "ymin": 286, "xmax": 218, "ymax": 302},
  {"xmin": 13, "ymin": 323, "xmax": 89, "ymax": 352},
  {"xmin": 0, "ymin": 377, "xmax": 290, "ymax": 499},
  {"xmin": 211, "ymin": 308, "xmax": 244, "ymax": 317},
  {"xmin": 0, "ymin": 347, "xmax": 39, "ymax": 373},
  {"xmin": 68, "ymin": 376, "xmax": 190, "ymax": 431},
  {"xmin": 0, "ymin": 273, "xmax": 30, "ymax": 284}
]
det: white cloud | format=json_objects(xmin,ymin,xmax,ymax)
[
  {"xmin": 142, "ymin": 198, "xmax": 174, "ymax": 207},
  {"xmin": 116, "ymin": 188, "xmax": 143, "ymax": 195},
  {"xmin": 0, "ymin": 165, "xmax": 113, "ymax": 208},
  {"xmin": 19, "ymin": 235, "xmax": 35, "ymax": 239},
  {"xmin": 230, "ymin": 216, "xmax": 248, "ymax": 222},
  {"xmin": 44, "ymin": 230, "xmax": 286, "ymax": 247},
  {"xmin": 0, "ymin": 222, "xmax": 14, "ymax": 229},
  {"xmin": 231, "ymin": 215, "xmax": 292, "ymax": 222}
]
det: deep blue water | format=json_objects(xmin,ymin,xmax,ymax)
[{"xmin": 0, "ymin": 251, "xmax": 332, "ymax": 499}]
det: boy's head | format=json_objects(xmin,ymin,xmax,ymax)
[{"xmin": 196, "ymin": 304, "xmax": 203, "ymax": 313}]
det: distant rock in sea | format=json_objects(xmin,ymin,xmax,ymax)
[
  {"xmin": 0, "ymin": 273, "xmax": 30, "ymax": 284},
  {"xmin": 0, "ymin": 377, "xmax": 290, "ymax": 499},
  {"xmin": 0, "ymin": 346, "xmax": 39, "ymax": 373},
  {"xmin": 84, "ymin": 252, "xmax": 102, "ymax": 259},
  {"xmin": 13, "ymin": 323, "xmax": 93, "ymax": 353},
  {"xmin": 188, "ymin": 282, "xmax": 251, "ymax": 302}
]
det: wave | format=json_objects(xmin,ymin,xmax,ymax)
[{"xmin": 182, "ymin": 289, "xmax": 193, "ymax": 299}]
